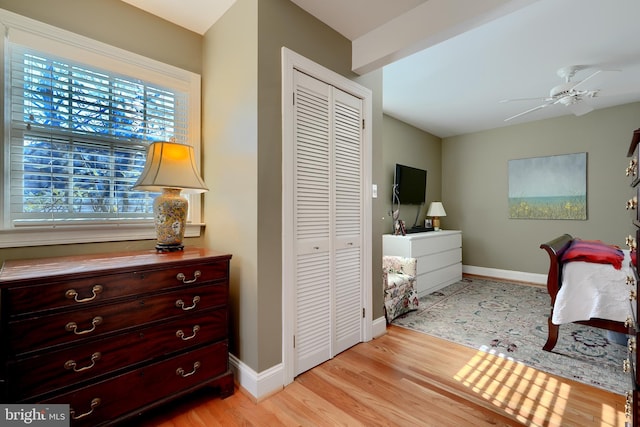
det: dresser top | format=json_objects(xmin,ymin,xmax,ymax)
[
  {"xmin": 383, "ymin": 230, "xmax": 461, "ymax": 239},
  {"xmin": 0, "ymin": 247, "xmax": 231, "ymax": 284}
]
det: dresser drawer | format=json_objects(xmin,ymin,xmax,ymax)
[
  {"xmin": 40, "ymin": 342, "xmax": 230, "ymax": 427},
  {"xmin": 5, "ymin": 262, "xmax": 228, "ymax": 316},
  {"xmin": 416, "ymin": 262, "xmax": 462, "ymax": 297},
  {"xmin": 9, "ymin": 283, "xmax": 228, "ymax": 356},
  {"xmin": 9, "ymin": 308, "xmax": 228, "ymax": 400},
  {"xmin": 416, "ymin": 248, "xmax": 461, "ymax": 276},
  {"xmin": 410, "ymin": 233, "xmax": 461, "ymax": 257}
]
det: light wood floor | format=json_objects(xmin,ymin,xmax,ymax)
[{"xmin": 136, "ymin": 325, "xmax": 627, "ymax": 427}]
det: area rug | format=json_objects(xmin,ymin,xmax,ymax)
[{"xmin": 392, "ymin": 276, "xmax": 628, "ymax": 394}]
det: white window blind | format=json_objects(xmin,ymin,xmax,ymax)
[
  {"xmin": 0, "ymin": 9, "xmax": 202, "ymax": 247},
  {"xmin": 8, "ymin": 45, "xmax": 187, "ymax": 224}
]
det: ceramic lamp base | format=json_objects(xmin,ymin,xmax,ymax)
[{"xmin": 154, "ymin": 188, "xmax": 188, "ymax": 251}]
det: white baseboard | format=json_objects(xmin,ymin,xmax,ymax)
[
  {"xmin": 232, "ymin": 267, "xmax": 543, "ymax": 400},
  {"xmin": 463, "ymin": 265, "xmax": 546, "ymax": 285},
  {"xmin": 372, "ymin": 316, "xmax": 387, "ymax": 338},
  {"xmin": 229, "ymin": 353, "xmax": 283, "ymax": 401}
]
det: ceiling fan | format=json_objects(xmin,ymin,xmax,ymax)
[{"xmin": 501, "ymin": 65, "xmax": 609, "ymax": 122}]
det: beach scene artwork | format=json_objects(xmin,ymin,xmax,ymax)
[{"xmin": 508, "ymin": 152, "xmax": 587, "ymax": 220}]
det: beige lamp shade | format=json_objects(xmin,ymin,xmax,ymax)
[
  {"xmin": 133, "ymin": 141, "xmax": 208, "ymax": 193},
  {"xmin": 426, "ymin": 202, "xmax": 447, "ymax": 217}
]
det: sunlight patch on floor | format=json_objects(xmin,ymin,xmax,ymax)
[{"xmin": 454, "ymin": 349, "xmax": 623, "ymax": 427}]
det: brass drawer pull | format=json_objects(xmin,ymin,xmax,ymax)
[
  {"xmin": 176, "ymin": 325, "xmax": 200, "ymax": 341},
  {"xmin": 176, "ymin": 296, "xmax": 200, "ymax": 311},
  {"xmin": 626, "ymin": 235, "xmax": 637, "ymax": 250},
  {"xmin": 70, "ymin": 397, "xmax": 101, "ymax": 420},
  {"xmin": 627, "ymin": 158, "xmax": 638, "ymax": 177},
  {"xmin": 177, "ymin": 270, "xmax": 201, "ymax": 284},
  {"xmin": 65, "ymin": 352, "xmax": 101, "ymax": 372},
  {"xmin": 176, "ymin": 361, "xmax": 201, "ymax": 378},
  {"xmin": 629, "ymin": 337, "xmax": 637, "ymax": 354},
  {"xmin": 66, "ymin": 316, "xmax": 103, "ymax": 335},
  {"xmin": 65, "ymin": 284, "xmax": 103, "ymax": 303},
  {"xmin": 626, "ymin": 316, "xmax": 634, "ymax": 328}
]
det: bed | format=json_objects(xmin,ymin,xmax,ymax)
[{"xmin": 539, "ymin": 234, "xmax": 635, "ymax": 351}]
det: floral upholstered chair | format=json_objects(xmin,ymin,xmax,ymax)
[{"xmin": 383, "ymin": 255, "xmax": 419, "ymax": 323}]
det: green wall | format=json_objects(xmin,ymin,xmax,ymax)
[
  {"xmin": 0, "ymin": 0, "xmax": 202, "ymax": 74},
  {"xmin": 380, "ymin": 103, "xmax": 640, "ymax": 279},
  {"xmin": 201, "ymin": 0, "xmax": 260, "ymax": 371},
  {"xmin": 382, "ymin": 114, "xmax": 442, "ymax": 233},
  {"xmin": 357, "ymin": 70, "xmax": 385, "ymax": 325},
  {"xmin": 442, "ymin": 102, "xmax": 640, "ymax": 274}
]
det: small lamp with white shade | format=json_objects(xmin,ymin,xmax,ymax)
[
  {"xmin": 426, "ymin": 202, "xmax": 447, "ymax": 231},
  {"xmin": 133, "ymin": 141, "xmax": 208, "ymax": 252}
]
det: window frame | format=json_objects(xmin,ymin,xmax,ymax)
[{"xmin": 0, "ymin": 9, "xmax": 204, "ymax": 248}]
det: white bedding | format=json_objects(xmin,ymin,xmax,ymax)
[{"xmin": 552, "ymin": 250, "xmax": 635, "ymax": 325}]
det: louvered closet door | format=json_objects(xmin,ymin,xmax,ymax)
[
  {"xmin": 333, "ymin": 87, "xmax": 363, "ymax": 355},
  {"xmin": 293, "ymin": 71, "xmax": 363, "ymax": 376},
  {"xmin": 294, "ymin": 72, "xmax": 332, "ymax": 376}
]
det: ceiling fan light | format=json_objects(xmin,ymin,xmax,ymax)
[
  {"xmin": 569, "ymin": 102, "xmax": 593, "ymax": 116},
  {"xmin": 558, "ymin": 96, "xmax": 577, "ymax": 106}
]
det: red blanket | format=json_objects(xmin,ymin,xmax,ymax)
[{"xmin": 561, "ymin": 239, "xmax": 624, "ymax": 269}]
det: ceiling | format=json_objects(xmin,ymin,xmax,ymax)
[{"xmin": 121, "ymin": 0, "xmax": 640, "ymax": 138}]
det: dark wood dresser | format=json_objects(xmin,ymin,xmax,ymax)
[
  {"xmin": 0, "ymin": 247, "xmax": 233, "ymax": 426},
  {"xmin": 627, "ymin": 127, "xmax": 640, "ymax": 426}
]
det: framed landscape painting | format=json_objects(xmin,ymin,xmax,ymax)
[{"xmin": 508, "ymin": 152, "xmax": 587, "ymax": 220}]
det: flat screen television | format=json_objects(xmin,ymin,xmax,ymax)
[{"xmin": 392, "ymin": 164, "xmax": 427, "ymax": 205}]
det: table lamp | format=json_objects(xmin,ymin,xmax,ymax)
[
  {"xmin": 133, "ymin": 141, "xmax": 208, "ymax": 252},
  {"xmin": 427, "ymin": 202, "xmax": 447, "ymax": 231}
]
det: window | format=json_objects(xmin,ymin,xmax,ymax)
[{"xmin": 0, "ymin": 10, "xmax": 202, "ymax": 247}]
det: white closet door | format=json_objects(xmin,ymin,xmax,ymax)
[
  {"xmin": 292, "ymin": 71, "xmax": 363, "ymax": 376},
  {"xmin": 333, "ymin": 88, "xmax": 363, "ymax": 355},
  {"xmin": 293, "ymin": 71, "xmax": 332, "ymax": 375}
]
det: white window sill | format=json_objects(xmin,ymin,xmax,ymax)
[{"xmin": 0, "ymin": 223, "xmax": 204, "ymax": 248}]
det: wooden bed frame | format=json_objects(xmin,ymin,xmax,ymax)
[{"xmin": 540, "ymin": 233, "xmax": 628, "ymax": 351}]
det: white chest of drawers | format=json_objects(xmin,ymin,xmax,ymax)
[{"xmin": 383, "ymin": 230, "xmax": 462, "ymax": 297}]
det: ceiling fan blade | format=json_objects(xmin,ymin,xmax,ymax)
[
  {"xmin": 569, "ymin": 69, "xmax": 603, "ymax": 91},
  {"xmin": 593, "ymin": 87, "xmax": 640, "ymax": 98},
  {"xmin": 500, "ymin": 96, "xmax": 551, "ymax": 103},
  {"xmin": 570, "ymin": 68, "xmax": 621, "ymax": 91},
  {"xmin": 504, "ymin": 102, "xmax": 553, "ymax": 122}
]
